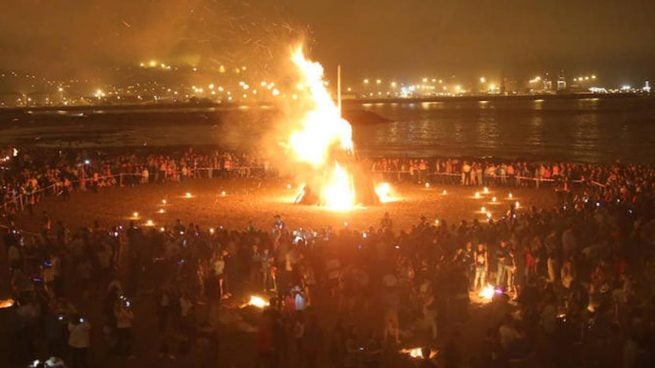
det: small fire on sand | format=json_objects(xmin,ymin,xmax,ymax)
[
  {"xmin": 478, "ymin": 284, "xmax": 502, "ymax": 302},
  {"xmin": 0, "ymin": 298, "xmax": 14, "ymax": 309},
  {"xmin": 241, "ymin": 295, "xmax": 270, "ymax": 309},
  {"xmin": 399, "ymin": 347, "xmax": 437, "ymax": 359}
]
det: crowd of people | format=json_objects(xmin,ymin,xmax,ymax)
[
  {"xmin": 0, "ymin": 147, "xmax": 268, "ymax": 215},
  {"xmin": 3, "ymin": 146, "xmax": 655, "ymax": 217},
  {"xmin": 371, "ymin": 157, "xmax": 655, "ymax": 191},
  {"xmin": 2, "ymin": 146, "xmax": 655, "ymax": 368}
]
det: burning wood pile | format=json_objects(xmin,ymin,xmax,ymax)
[{"xmin": 283, "ymin": 46, "xmax": 388, "ymax": 211}]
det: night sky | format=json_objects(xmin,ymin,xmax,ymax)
[{"xmin": 1, "ymin": 0, "xmax": 654, "ymax": 83}]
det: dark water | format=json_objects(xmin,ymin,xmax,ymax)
[
  {"xmin": 1, "ymin": 96, "xmax": 654, "ymax": 163},
  {"xmin": 354, "ymin": 97, "xmax": 655, "ymax": 163}
]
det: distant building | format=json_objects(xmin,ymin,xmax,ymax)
[
  {"xmin": 502, "ymin": 78, "xmax": 520, "ymax": 95},
  {"xmin": 543, "ymin": 73, "xmax": 554, "ymax": 91},
  {"xmin": 557, "ymin": 70, "xmax": 567, "ymax": 91}
]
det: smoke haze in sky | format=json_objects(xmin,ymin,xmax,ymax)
[{"xmin": 1, "ymin": 0, "xmax": 654, "ymax": 83}]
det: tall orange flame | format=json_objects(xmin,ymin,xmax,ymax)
[
  {"xmin": 286, "ymin": 46, "xmax": 393, "ymax": 210},
  {"xmin": 287, "ymin": 46, "xmax": 357, "ymax": 211}
]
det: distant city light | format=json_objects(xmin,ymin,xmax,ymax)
[{"xmin": 0, "ymin": 59, "xmax": 639, "ymax": 107}]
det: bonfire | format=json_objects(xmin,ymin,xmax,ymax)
[{"xmin": 285, "ymin": 46, "xmax": 384, "ymax": 211}]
